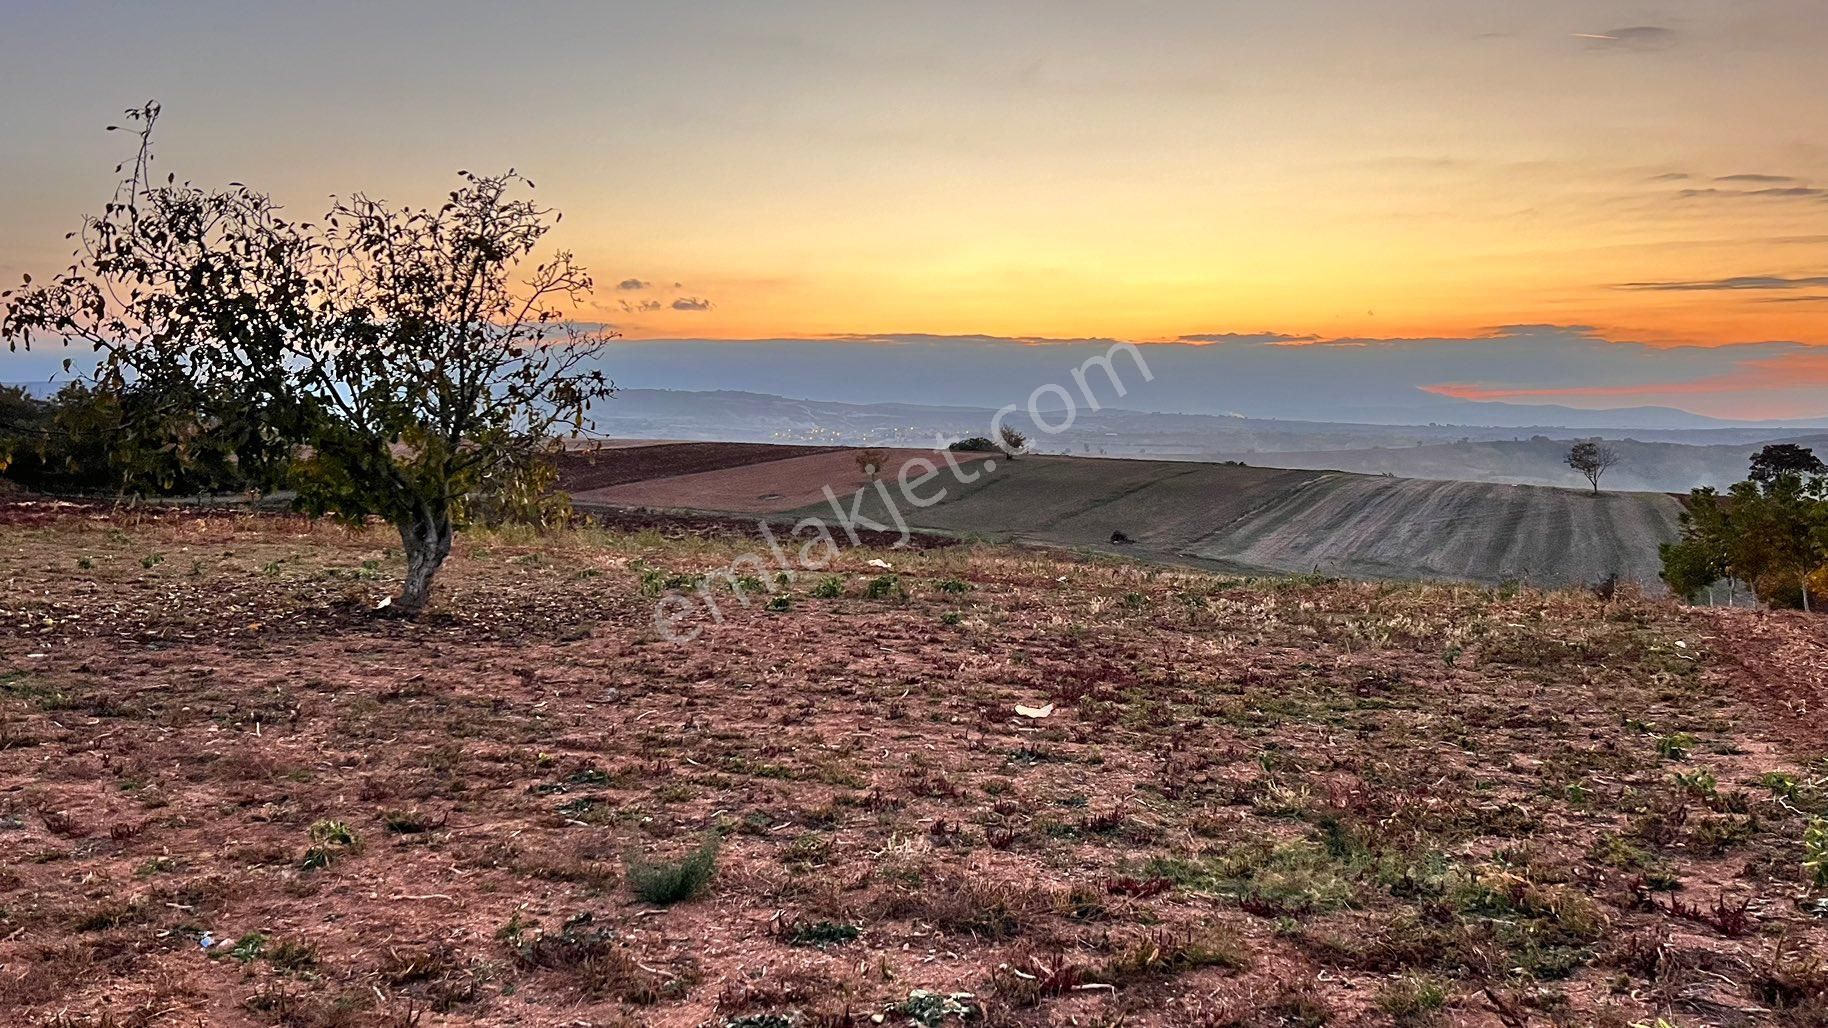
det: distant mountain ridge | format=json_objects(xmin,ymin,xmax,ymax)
[
  {"xmin": 582, "ymin": 388, "xmax": 1817, "ymax": 493},
  {"xmin": 1325, "ymin": 398, "xmax": 1828, "ymax": 432}
]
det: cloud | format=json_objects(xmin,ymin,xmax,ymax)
[
  {"xmin": 1489, "ymin": 324, "xmax": 1599, "ymax": 338},
  {"xmin": 1424, "ymin": 350, "xmax": 1828, "ymax": 403},
  {"xmin": 1176, "ymin": 332, "xmax": 1320, "ymax": 345},
  {"xmin": 619, "ymin": 298, "xmax": 663, "ymax": 314},
  {"xmin": 588, "ymin": 327, "xmax": 1828, "ymax": 422},
  {"xmin": 1576, "ymin": 26, "xmax": 1676, "ymax": 51},
  {"xmin": 1716, "ymin": 174, "xmax": 1797, "ymax": 184},
  {"xmin": 1675, "ymin": 186, "xmax": 1828, "ymax": 201},
  {"xmin": 1646, "ymin": 172, "xmax": 1691, "ymax": 182},
  {"xmin": 671, "ymin": 296, "xmax": 714, "ymax": 311},
  {"xmin": 1618, "ymin": 275, "xmax": 1828, "ymax": 292},
  {"xmin": 616, "ymin": 278, "xmax": 651, "ymax": 291},
  {"xmin": 828, "ymin": 332, "xmax": 1130, "ymax": 349}
]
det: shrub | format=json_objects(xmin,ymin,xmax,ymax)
[
  {"xmin": 1806, "ymin": 818, "xmax": 1828, "ymax": 887},
  {"xmin": 864, "ymin": 574, "xmax": 905, "ymax": 600},
  {"xmin": 854, "ymin": 448, "xmax": 889, "ymax": 480},
  {"xmin": 779, "ymin": 918, "xmax": 861, "ymax": 948},
  {"xmin": 627, "ymin": 834, "xmax": 719, "ymax": 905},
  {"xmin": 1655, "ymin": 733, "xmax": 1695, "ymax": 760},
  {"xmin": 228, "ymin": 932, "xmax": 269, "ymax": 963},
  {"xmin": 948, "ymin": 436, "xmax": 1000, "ymax": 453},
  {"xmin": 1377, "ymin": 974, "xmax": 1449, "ymax": 1025},
  {"xmin": 384, "ymin": 809, "xmax": 439, "ymax": 834},
  {"xmin": 302, "ymin": 819, "xmax": 361, "ymax": 871}
]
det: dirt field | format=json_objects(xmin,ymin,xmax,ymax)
[
  {"xmin": 2, "ymin": 504, "xmax": 1827, "ymax": 1027},
  {"xmin": 1187, "ymin": 474, "xmax": 1684, "ymax": 587},
  {"xmin": 557, "ymin": 442, "xmax": 843, "ymax": 494},
  {"xmin": 575, "ymin": 448, "xmax": 991, "ymax": 514},
  {"xmin": 764, "ymin": 455, "xmax": 1679, "ymax": 591}
]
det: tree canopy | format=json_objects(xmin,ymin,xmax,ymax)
[
  {"xmin": 1565, "ymin": 440, "xmax": 1620, "ymax": 494},
  {"xmin": 1, "ymin": 103, "xmax": 615, "ymax": 614},
  {"xmin": 1661, "ymin": 444, "xmax": 1828, "ymax": 611}
]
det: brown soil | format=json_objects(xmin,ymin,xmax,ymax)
[
  {"xmin": 1694, "ymin": 607, "xmax": 1828, "ymax": 760},
  {"xmin": 575, "ymin": 504, "xmax": 961, "ymax": 551},
  {"xmin": 576, "ymin": 448, "xmax": 989, "ymax": 514},
  {"xmin": 556, "ymin": 442, "xmax": 844, "ymax": 493},
  {"xmin": 631, "ymin": 454, "xmax": 1683, "ymax": 592},
  {"xmin": 1, "ymin": 506, "xmax": 1826, "ymax": 1028}
]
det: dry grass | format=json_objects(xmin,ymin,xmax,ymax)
[{"xmin": 0, "ymin": 501, "xmax": 1824, "ymax": 1027}]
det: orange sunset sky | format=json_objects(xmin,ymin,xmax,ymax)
[{"xmin": 1, "ymin": 1, "xmax": 1825, "ymax": 417}]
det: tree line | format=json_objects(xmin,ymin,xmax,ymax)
[{"xmin": 1661, "ymin": 443, "xmax": 1827, "ymax": 611}]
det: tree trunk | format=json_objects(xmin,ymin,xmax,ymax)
[{"xmin": 393, "ymin": 511, "xmax": 453, "ymax": 618}]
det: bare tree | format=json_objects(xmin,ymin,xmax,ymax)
[
  {"xmin": 1565, "ymin": 440, "xmax": 1621, "ymax": 494},
  {"xmin": 1, "ymin": 103, "xmax": 615, "ymax": 616},
  {"xmin": 853, "ymin": 448, "xmax": 888, "ymax": 481},
  {"xmin": 998, "ymin": 425, "xmax": 1028, "ymax": 459}
]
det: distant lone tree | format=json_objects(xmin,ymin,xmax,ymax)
[
  {"xmin": 854, "ymin": 448, "xmax": 888, "ymax": 480},
  {"xmin": 1, "ymin": 103, "xmax": 614, "ymax": 616},
  {"xmin": 1749, "ymin": 443, "xmax": 1826, "ymax": 485},
  {"xmin": 1565, "ymin": 440, "xmax": 1620, "ymax": 494},
  {"xmin": 998, "ymin": 425, "xmax": 1028, "ymax": 459}
]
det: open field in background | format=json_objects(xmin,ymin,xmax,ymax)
[
  {"xmin": 567, "ymin": 443, "xmax": 1685, "ymax": 591},
  {"xmin": 2, "ymin": 503, "xmax": 1826, "ymax": 1027},
  {"xmin": 556, "ymin": 443, "xmax": 844, "ymax": 496},
  {"xmin": 574, "ymin": 389, "xmax": 1828, "ymax": 493},
  {"xmin": 1181, "ymin": 475, "xmax": 1684, "ymax": 588},
  {"xmin": 570, "ymin": 447, "xmax": 991, "ymax": 515}
]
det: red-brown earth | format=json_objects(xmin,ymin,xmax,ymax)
[{"xmin": 1, "ymin": 503, "xmax": 1826, "ymax": 1027}]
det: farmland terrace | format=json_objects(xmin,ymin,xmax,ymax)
[{"xmin": 559, "ymin": 442, "xmax": 1684, "ymax": 592}]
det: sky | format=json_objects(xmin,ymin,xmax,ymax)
[{"xmin": 2, "ymin": 1, "xmax": 1825, "ymax": 420}]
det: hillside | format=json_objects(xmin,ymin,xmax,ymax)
[
  {"xmin": 1217, "ymin": 434, "xmax": 1828, "ymax": 493},
  {"xmin": 1, "ymin": 503, "xmax": 1825, "ymax": 1026},
  {"xmin": 570, "ymin": 388, "xmax": 1814, "ymax": 492},
  {"xmin": 565, "ymin": 444, "xmax": 1685, "ymax": 592}
]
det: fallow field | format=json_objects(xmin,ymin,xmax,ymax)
[
  {"xmin": 560, "ymin": 443, "xmax": 1684, "ymax": 592},
  {"xmin": 1, "ymin": 501, "xmax": 1825, "ymax": 1027}
]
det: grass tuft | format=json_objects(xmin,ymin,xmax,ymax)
[{"xmin": 627, "ymin": 834, "xmax": 720, "ymax": 905}]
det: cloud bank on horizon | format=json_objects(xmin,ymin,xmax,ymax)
[
  {"xmin": 3, "ymin": 325, "xmax": 1822, "ymax": 425},
  {"xmin": 576, "ymin": 327, "xmax": 1828, "ymax": 424}
]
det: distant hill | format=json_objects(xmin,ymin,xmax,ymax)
[
  {"xmin": 592, "ymin": 388, "xmax": 1814, "ymax": 447},
  {"xmin": 583, "ymin": 388, "xmax": 1811, "ymax": 492},
  {"xmin": 1203, "ymin": 434, "xmax": 1828, "ymax": 493},
  {"xmin": 1327, "ymin": 399, "xmax": 1828, "ymax": 432},
  {"xmin": 562, "ymin": 441, "xmax": 1686, "ymax": 591}
]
